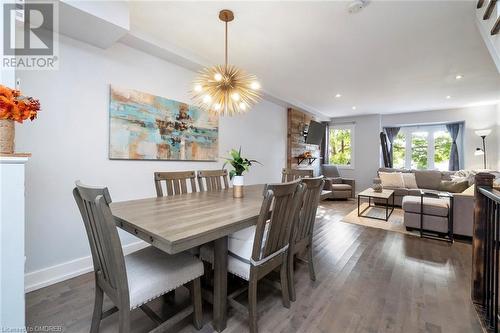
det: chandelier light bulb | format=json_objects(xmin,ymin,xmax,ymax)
[
  {"xmin": 203, "ymin": 95, "xmax": 212, "ymax": 104},
  {"xmin": 213, "ymin": 103, "xmax": 221, "ymax": 111},
  {"xmin": 214, "ymin": 73, "xmax": 223, "ymax": 81},
  {"xmin": 239, "ymin": 102, "xmax": 247, "ymax": 110},
  {"xmin": 231, "ymin": 93, "xmax": 240, "ymax": 101},
  {"xmin": 194, "ymin": 84, "xmax": 202, "ymax": 92},
  {"xmin": 250, "ymin": 81, "xmax": 260, "ymax": 90}
]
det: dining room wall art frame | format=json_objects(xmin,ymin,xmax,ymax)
[{"xmin": 109, "ymin": 86, "xmax": 219, "ymax": 161}]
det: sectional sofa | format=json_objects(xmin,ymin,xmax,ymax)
[{"xmin": 373, "ymin": 168, "xmax": 474, "ymax": 237}]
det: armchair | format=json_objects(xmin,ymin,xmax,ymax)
[{"xmin": 320, "ymin": 164, "xmax": 355, "ymax": 199}]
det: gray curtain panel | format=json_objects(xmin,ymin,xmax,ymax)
[
  {"xmin": 384, "ymin": 127, "xmax": 400, "ymax": 167},
  {"xmin": 446, "ymin": 123, "xmax": 460, "ymax": 171},
  {"xmin": 321, "ymin": 122, "xmax": 329, "ymax": 164}
]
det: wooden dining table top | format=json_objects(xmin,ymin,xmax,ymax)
[{"xmin": 110, "ymin": 184, "xmax": 266, "ymax": 254}]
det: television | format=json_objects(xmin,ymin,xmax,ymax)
[{"xmin": 305, "ymin": 120, "xmax": 326, "ymax": 145}]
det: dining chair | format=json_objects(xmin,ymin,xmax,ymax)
[
  {"xmin": 287, "ymin": 176, "xmax": 325, "ymax": 302},
  {"xmin": 281, "ymin": 168, "xmax": 313, "ymax": 182},
  {"xmin": 197, "ymin": 169, "xmax": 230, "ymax": 192},
  {"xmin": 200, "ymin": 180, "xmax": 305, "ymax": 333},
  {"xmin": 73, "ymin": 181, "xmax": 204, "ymax": 333},
  {"xmin": 154, "ymin": 171, "xmax": 198, "ymax": 197}
]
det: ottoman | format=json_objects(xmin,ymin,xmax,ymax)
[{"xmin": 402, "ymin": 196, "xmax": 450, "ymax": 235}]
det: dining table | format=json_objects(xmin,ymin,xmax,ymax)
[{"xmin": 110, "ymin": 184, "xmax": 266, "ymax": 332}]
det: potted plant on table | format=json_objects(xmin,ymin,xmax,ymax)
[
  {"xmin": 0, "ymin": 85, "xmax": 40, "ymax": 154},
  {"xmin": 223, "ymin": 147, "xmax": 261, "ymax": 198}
]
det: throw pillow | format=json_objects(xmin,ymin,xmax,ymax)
[
  {"xmin": 401, "ymin": 173, "xmax": 418, "ymax": 189},
  {"xmin": 330, "ymin": 177, "xmax": 343, "ymax": 184},
  {"xmin": 438, "ymin": 180, "xmax": 470, "ymax": 193},
  {"xmin": 414, "ymin": 170, "xmax": 442, "ymax": 190},
  {"xmin": 379, "ymin": 172, "xmax": 404, "ymax": 188}
]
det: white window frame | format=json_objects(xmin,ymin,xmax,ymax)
[
  {"xmin": 328, "ymin": 123, "xmax": 355, "ymax": 170},
  {"xmin": 390, "ymin": 124, "xmax": 460, "ymax": 171}
]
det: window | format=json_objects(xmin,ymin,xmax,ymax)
[
  {"xmin": 434, "ymin": 130, "xmax": 452, "ymax": 171},
  {"xmin": 392, "ymin": 132, "xmax": 406, "ymax": 169},
  {"xmin": 411, "ymin": 131, "xmax": 428, "ymax": 170},
  {"xmin": 329, "ymin": 124, "xmax": 354, "ymax": 168},
  {"xmin": 386, "ymin": 124, "xmax": 458, "ymax": 171}
]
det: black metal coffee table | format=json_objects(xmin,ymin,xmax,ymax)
[{"xmin": 357, "ymin": 188, "xmax": 395, "ymax": 221}]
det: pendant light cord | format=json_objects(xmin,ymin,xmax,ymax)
[{"xmin": 225, "ymin": 20, "xmax": 228, "ymax": 67}]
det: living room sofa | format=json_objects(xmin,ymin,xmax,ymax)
[
  {"xmin": 373, "ymin": 167, "xmax": 474, "ymax": 237},
  {"xmin": 373, "ymin": 168, "xmax": 458, "ymax": 206}
]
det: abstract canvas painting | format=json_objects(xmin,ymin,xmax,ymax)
[{"xmin": 109, "ymin": 86, "xmax": 219, "ymax": 161}]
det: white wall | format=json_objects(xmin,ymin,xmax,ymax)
[
  {"xmin": 331, "ymin": 105, "xmax": 499, "ymax": 193},
  {"xmin": 330, "ymin": 114, "xmax": 381, "ymax": 192},
  {"xmin": 15, "ymin": 35, "xmax": 286, "ymax": 285}
]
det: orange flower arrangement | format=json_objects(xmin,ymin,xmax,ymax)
[{"xmin": 0, "ymin": 85, "xmax": 40, "ymax": 123}]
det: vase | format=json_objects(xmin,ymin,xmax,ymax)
[
  {"xmin": 372, "ymin": 183, "xmax": 383, "ymax": 193},
  {"xmin": 0, "ymin": 119, "xmax": 15, "ymax": 154},
  {"xmin": 233, "ymin": 175, "xmax": 244, "ymax": 198}
]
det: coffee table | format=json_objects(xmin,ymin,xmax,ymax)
[{"xmin": 357, "ymin": 188, "xmax": 395, "ymax": 221}]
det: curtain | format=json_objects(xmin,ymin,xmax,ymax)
[
  {"xmin": 321, "ymin": 122, "xmax": 329, "ymax": 164},
  {"xmin": 384, "ymin": 127, "xmax": 400, "ymax": 168},
  {"xmin": 446, "ymin": 123, "xmax": 460, "ymax": 171}
]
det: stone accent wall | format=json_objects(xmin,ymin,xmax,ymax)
[{"xmin": 287, "ymin": 108, "xmax": 322, "ymax": 176}]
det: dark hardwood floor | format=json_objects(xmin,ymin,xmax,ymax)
[{"xmin": 26, "ymin": 200, "xmax": 481, "ymax": 333}]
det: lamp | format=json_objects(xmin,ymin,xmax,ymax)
[
  {"xmin": 191, "ymin": 10, "xmax": 261, "ymax": 116},
  {"xmin": 474, "ymin": 129, "xmax": 491, "ymax": 169}
]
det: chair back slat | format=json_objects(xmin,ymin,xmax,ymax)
[
  {"xmin": 197, "ymin": 169, "xmax": 229, "ymax": 192},
  {"xmin": 294, "ymin": 177, "xmax": 324, "ymax": 244},
  {"xmin": 154, "ymin": 171, "xmax": 198, "ymax": 197},
  {"xmin": 252, "ymin": 180, "xmax": 304, "ymax": 262},
  {"xmin": 73, "ymin": 182, "xmax": 129, "ymax": 306},
  {"xmin": 281, "ymin": 168, "xmax": 313, "ymax": 183}
]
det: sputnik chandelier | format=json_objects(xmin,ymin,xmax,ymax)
[{"xmin": 191, "ymin": 9, "xmax": 261, "ymax": 116}]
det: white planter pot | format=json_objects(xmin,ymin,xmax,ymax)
[{"xmin": 232, "ymin": 175, "xmax": 244, "ymax": 186}]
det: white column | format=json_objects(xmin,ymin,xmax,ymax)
[{"xmin": 0, "ymin": 155, "xmax": 29, "ymax": 330}]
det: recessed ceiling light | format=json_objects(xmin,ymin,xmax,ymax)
[
  {"xmin": 352, "ymin": 106, "xmax": 357, "ymax": 110},
  {"xmin": 446, "ymin": 95, "xmax": 451, "ymax": 99},
  {"xmin": 335, "ymin": 93, "xmax": 342, "ymax": 98},
  {"xmin": 455, "ymin": 74, "xmax": 463, "ymax": 80}
]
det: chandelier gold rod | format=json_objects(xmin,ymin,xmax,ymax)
[{"xmin": 225, "ymin": 20, "xmax": 228, "ymax": 67}]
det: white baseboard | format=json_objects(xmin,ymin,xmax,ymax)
[{"xmin": 25, "ymin": 241, "xmax": 148, "ymax": 293}]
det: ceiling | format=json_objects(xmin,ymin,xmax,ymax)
[{"xmin": 129, "ymin": 1, "xmax": 500, "ymax": 118}]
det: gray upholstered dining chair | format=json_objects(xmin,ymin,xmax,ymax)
[
  {"xmin": 281, "ymin": 168, "xmax": 314, "ymax": 182},
  {"xmin": 197, "ymin": 169, "xmax": 230, "ymax": 191},
  {"xmin": 154, "ymin": 171, "xmax": 198, "ymax": 197},
  {"xmin": 200, "ymin": 180, "xmax": 305, "ymax": 333},
  {"xmin": 288, "ymin": 176, "xmax": 325, "ymax": 301},
  {"xmin": 73, "ymin": 181, "xmax": 204, "ymax": 333}
]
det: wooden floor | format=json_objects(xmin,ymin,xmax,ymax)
[{"xmin": 26, "ymin": 200, "xmax": 482, "ymax": 333}]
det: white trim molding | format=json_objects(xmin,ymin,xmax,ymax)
[{"xmin": 25, "ymin": 241, "xmax": 148, "ymax": 293}]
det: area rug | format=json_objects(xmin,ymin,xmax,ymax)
[{"xmin": 341, "ymin": 203, "xmax": 419, "ymax": 236}]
